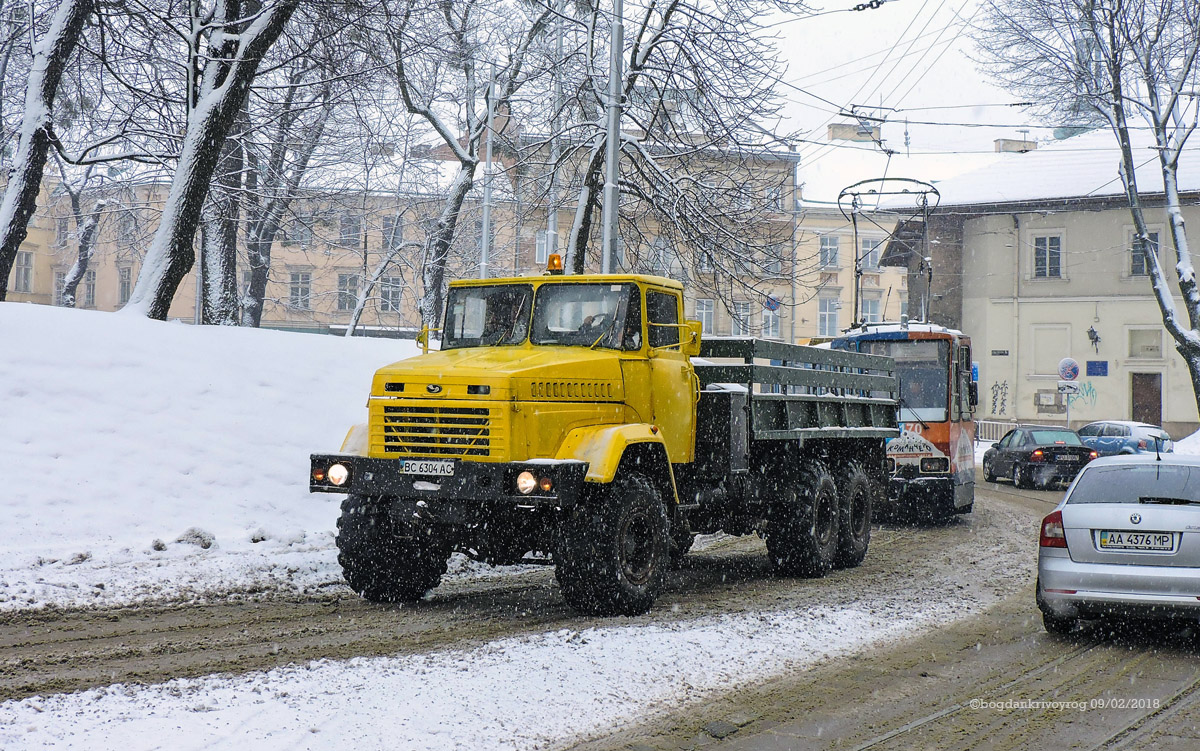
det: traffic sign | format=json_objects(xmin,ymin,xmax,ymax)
[
  {"xmin": 1058, "ymin": 357, "xmax": 1080, "ymax": 381},
  {"xmin": 1058, "ymin": 380, "xmax": 1080, "ymax": 395}
]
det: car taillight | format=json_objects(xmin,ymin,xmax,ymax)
[
  {"xmin": 1088, "ymin": 450, "xmax": 1098, "ymax": 460},
  {"xmin": 1040, "ymin": 510, "xmax": 1067, "ymax": 548},
  {"xmin": 1138, "ymin": 439, "xmax": 1147, "ymax": 449},
  {"xmin": 1030, "ymin": 449, "xmax": 1045, "ymax": 462}
]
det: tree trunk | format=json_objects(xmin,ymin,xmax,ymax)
[
  {"xmin": 565, "ymin": 138, "xmax": 607, "ymax": 275},
  {"xmin": 419, "ymin": 163, "xmax": 476, "ymax": 328},
  {"xmin": 200, "ymin": 120, "xmax": 244, "ymax": 325},
  {"xmin": 60, "ymin": 201, "xmax": 105, "ymax": 307},
  {"xmin": 122, "ymin": 0, "xmax": 299, "ymax": 320},
  {"xmin": 0, "ymin": 0, "xmax": 93, "ymax": 302}
]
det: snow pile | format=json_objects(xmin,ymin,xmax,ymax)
[
  {"xmin": 1173, "ymin": 429, "xmax": 1200, "ymax": 455},
  {"xmin": 0, "ymin": 597, "xmax": 970, "ymax": 751},
  {"xmin": 0, "ymin": 303, "xmax": 416, "ymax": 610}
]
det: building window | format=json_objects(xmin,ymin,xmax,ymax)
[
  {"xmin": 289, "ymin": 272, "xmax": 311, "ymax": 309},
  {"xmin": 382, "ymin": 216, "xmax": 403, "ymax": 252},
  {"xmin": 861, "ymin": 297, "xmax": 881, "ymax": 323},
  {"xmin": 1130, "ymin": 231, "xmax": 1159, "ymax": 276},
  {"xmin": 54, "ymin": 271, "xmax": 67, "ymax": 306},
  {"xmin": 118, "ymin": 267, "xmax": 133, "ymax": 305},
  {"xmin": 695, "ymin": 298, "xmax": 714, "ymax": 334},
  {"xmin": 82, "ymin": 270, "xmax": 96, "ymax": 308},
  {"xmin": 1033, "ymin": 235, "xmax": 1062, "ymax": 278},
  {"xmin": 899, "ymin": 298, "xmax": 908, "ymax": 320},
  {"xmin": 12, "ymin": 251, "xmax": 33, "ymax": 293},
  {"xmin": 340, "ymin": 214, "xmax": 361, "ymax": 248},
  {"xmin": 819, "ymin": 235, "xmax": 839, "ymax": 268},
  {"xmin": 766, "ymin": 186, "xmax": 784, "ymax": 211},
  {"xmin": 696, "ymin": 253, "xmax": 713, "ymax": 273},
  {"xmin": 380, "ymin": 276, "xmax": 403, "ymax": 312},
  {"xmin": 293, "ymin": 216, "xmax": 312, "ymax": 246},
  {"xmin": 1129, "ymin": 328, "xmax": 1162, "ymax": 359},
  {"xmin": 57, "ymin": 217, "xmax": 71, "ymax": 246},
  {"xmin": 818, "ymin": 297, "xmax": 840, "ymax": 337},
  {"xmin": 762, "ymin": 306, "xmax": 781, "ymax": 339},
  {"xmin": 338, "ymin": 273, "xmax": 359, "ymax": 311},
  {"xmin": 860, "ymin": 237, "xmax": 882, "ymax": 269},
  {"xmin": 651, "ymin": 238, "xmax": 673, "ymax": 274},
  {"xmin": 761, "ymin": 244, "xmax": 784, "ymax": 276},
  {"xmin": 535, "ymin": 230, "xmax": 550, "ymax": 265},
  {"xmin": 731, "ymin": 301, "xmax": 751, "ymax": 335}
]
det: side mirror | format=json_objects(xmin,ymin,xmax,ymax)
[
  {"xmin": 417, "ymin": 326, "xmax": 440, "ymax": 355},
  {"xmin": 991, "ymin": 442, "xmax": 1000, "ymax": 449},
  {"xmin": 684, "ymin": 320, "xmax": 702, "ymax": 357},
  {"xmin": 968, "ymin": 381, "xmax": 979, "ymax": 407}
]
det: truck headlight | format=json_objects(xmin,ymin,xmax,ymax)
[
  {"xmin": 516, "ymin": 471, "xmax": 537, "ymax": 495},
  {"xmin": 328, "ymin": 463, "xmax": 350, "ymax": 486}
]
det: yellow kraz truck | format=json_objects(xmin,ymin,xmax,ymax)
[{"xmin": 310, "ymin": 271, "xmax": 898, "ymax": 616}]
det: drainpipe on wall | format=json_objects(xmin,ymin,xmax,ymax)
[{"xmin": 1011, "ymin": 213, "xmax": 1021, "ymax": 423}]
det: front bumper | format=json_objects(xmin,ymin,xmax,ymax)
[
  {"xmin": 1038, "ymin": 548, "xmax": 1200, "ymax": 620},
  {"xmin": 310, "ymin": 454, "xmax": 589, "ymax": 509},
  {"xmin": 887, "ymin": 474, "xmax": 971, "ymax": 513}
]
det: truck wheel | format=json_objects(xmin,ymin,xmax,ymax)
[
  {"xmin": 555, "ymin": 471, "xmax": 670, "ymax": 616},
  {"xmin": 336, "ymin": 496, "xmax": 449, "ymax": 603},
  {"xmin": 834, "ymin": 462, "xmax": 873, "ymax": 569},
  {"xmin": 766, "ymin": 462, "xmax": 839, "ymax": 577}
]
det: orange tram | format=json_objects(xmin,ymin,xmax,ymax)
[{"xmin": 832, "ymin": 321, "xmax": 978, "ymax": 520}]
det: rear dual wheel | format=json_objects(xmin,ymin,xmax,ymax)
[
  {"xmin": 834, "ymin": 462, "xmax": 873, "ymax": 569},
  {"xmin": 766, "ymin": 461, "xmax": 840, "ymax": 577}
]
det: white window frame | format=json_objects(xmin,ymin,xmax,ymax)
[
  {"xmin": 1128, "ymin": 228, "xmax": 1160, "ymax": 277},
  {"xmin": 337, "ymin": 273, "xmax": 359, "ymax": 311},
  {"xmin": 860, "ymin": 296, "xmax": 882, "ymax": 323},
  {"xmin": 1128, "ymin": 326, "xmax": 1163, "ymax": 360},
  {"xmin": 118, "ymin": 267, "xmax": 132, "ymax": 305},
  {"xmin": 12, "ymin": 250, "xmax": 33, "ymax": 293},
  {"xmin": 380, "ymin": 276, "xmax": 403, "ymax": 313},
  {"xmin": 695, "ymin": 298, "xmax": 714, "ymax": 334},
  {"xmin": 1032, "ymin": 233, "xmax": 1063, "ymax": 279},
  {"xmin": 819, "ymin": 235, "xmax": 839, "ymax": 268},
  {"xmin": 54, "ymin": 270, "xmax": 67, "ymax": 306},
  {"xmin": 818, "ymin": 297, "xmax": 840, "ymax": 337},
  {"xmin": 289, "ymin": 271, "xmax": 312, "ymax": 309},
  {"xmin": 82, "ymin": 270, "xmax": 96, "ymax": 308},
  {"xmin": 762, "ymin": 306, "xmax": 781, "ymax": 339},
  {"xmin": 731, "ymin": 301, "xmax": 751, "ymax": 335},
  {"xmin": 859, "ymin": 237, "xmax": 883, "ymax": 269}
]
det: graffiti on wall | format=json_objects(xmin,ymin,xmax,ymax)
[
  {"xmin": 991, "ymin": 380, "xmax": 1009, "ymax": 416},
  {"xmin": 1066, "ymin": 380, "xmax": 1099, "ymax": 409}
]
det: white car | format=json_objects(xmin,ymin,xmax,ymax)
[{"xmin": 1037, "ymin": 454, "xmax": 1200, "ymax": 634}]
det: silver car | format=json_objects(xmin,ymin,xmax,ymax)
[{"xmin": 1037, "ymin": 454, "xmax": 1200, "ymax": 634}]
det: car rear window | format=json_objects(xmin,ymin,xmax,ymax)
[
  {"xmin": 1030, "ymin": 430, "xmax": 1082, "ymax": 445},
  {"xmin": 1067, "ymin": 464, "xmax": 1200, "ymax": 504}
]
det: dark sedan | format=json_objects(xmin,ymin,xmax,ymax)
[{"xmin": 982, "ymin": 427, "xmax": 1098, "ymax": 490}]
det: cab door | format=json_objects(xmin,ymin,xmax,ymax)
[{"xmin": 646, "ymin": 289, "xmax": 697, "ymax": 463}]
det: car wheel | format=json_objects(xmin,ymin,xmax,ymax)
[
  {"xmin": 1041, "ymin": 609, "xmax": 1077, "ymax": 635},
  {"xmin": 983, "ymin": 458, "xmax": 996, "ymax": 483},
  {"xmin": 1011, "ymin": 463, "xmax": 1028, "ymax": 489}
]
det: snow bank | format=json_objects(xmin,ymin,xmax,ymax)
[
  {"xmin": 0, "ymin": 302, "xmax": 415, "ymax": 610},
  {"xmin": 1173, "ymin": 429, "xmax": 1200, "ymax": 455}
]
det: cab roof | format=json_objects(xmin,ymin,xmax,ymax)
[{"xmin": 449, "ymin": 273, "xmax": 685, "ymax": 292}]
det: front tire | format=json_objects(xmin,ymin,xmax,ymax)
[
  {"xmin": 336, "ymin": 496, "xmax": 449, "ymax": 603},
  {"xmin": 555, "ymin": 471, "xmax": 670, "ymax": 616},
  {"xmin": 765, "ymin": 461, "xmax": 839, "ymax": 577},
  {"xmin": 983, "ymin": 458, "xmax": 996, "ymax": 483},
  {"xmin": 834, "ymin": 462, "xmax": 873, "ymax": 569}
]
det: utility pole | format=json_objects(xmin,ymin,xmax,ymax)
[
  {"xmin": 547, "ymin": 0, "xmax": 564, "ymax": 270},
  {"xmin": 480, "ymin": 64, "xmax": 497, "ymax": 279},
  {"xmin": 600, "ymin": 0, "xmax": 624, "ymax": 274}
]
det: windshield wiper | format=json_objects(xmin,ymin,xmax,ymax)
[
  {"xmin": 1139, "ymin": 496, "xmax": 1199, "ymax": 505},
  {"xmin": 896, "ymin": 395, "xmax": 930, "ymax": 430}
]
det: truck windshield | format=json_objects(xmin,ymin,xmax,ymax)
[
  {"xmin": 860, "ymin": 339, "xmax": 949, "ymax": 423},
  {"xmin": 530, "ymin": 283, "xmax": 642, "ymax": 350},
  {"xmin": 442, "ymin": 285, "xmax": 534, "ymax": 349}
]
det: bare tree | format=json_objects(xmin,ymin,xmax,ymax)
[
  {"xmin": 120, "ymin": 0, "xmax": 300, "ymax": 319},
  {"xmin": 0, "ymin": 0, "xmax": 94, "ymax": 303},
  {"xmin": 976, "ymin": 0, "xmax": 1200, "ymax": 412},
  {"xmin": 383, "ymin": 0, "xmax": 552, "ymax": 328}
]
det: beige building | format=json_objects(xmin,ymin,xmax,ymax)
[
  {"xmin": 916, "ymin": 130, "xmax": 1200, "ymax": 438},
  {"xmin": 5, "ymin": 153, "xmax": 905, "ymax": 345}
]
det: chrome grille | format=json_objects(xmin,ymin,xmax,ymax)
[{"xmin": 380, "ymin": 404, "xmax": 491, "ymax": 457}]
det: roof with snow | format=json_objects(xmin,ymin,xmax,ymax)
[{"xmin": 926, "ymin": 128, "xmax": 1200, "ymax": 208}]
